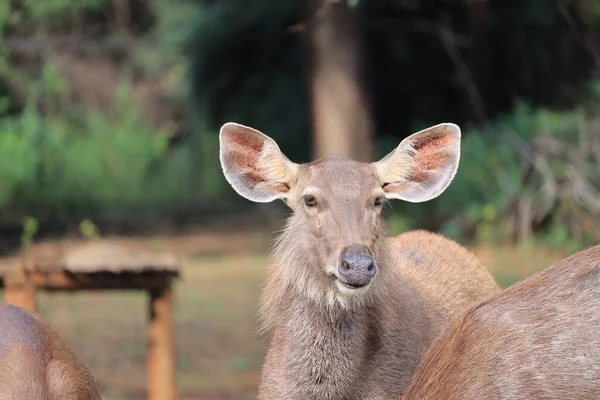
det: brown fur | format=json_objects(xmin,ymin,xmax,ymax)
[
  {"xmin": 259, "ymin": 229, "xmax": 500, "ymax": 399},
  {"xmin": 403, "ymin": 245, "xmax": 600, "ymax": 400},
  {"xmin": 219, "ymin": 122, "xmax": 501, "ymax": 399},
  {"xmin": 0, "ymin": 304, "xmax": 101, "ymax": 400}
]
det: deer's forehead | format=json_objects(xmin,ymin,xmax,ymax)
[{"xmin": 300, "ymin": 157, "xmax": 378, "ymax": 194}]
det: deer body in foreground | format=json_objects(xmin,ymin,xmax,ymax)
[
  {"xmin": 0, "ymin": 304, "xmax": 101, "ymax": 400},
  {"xmin": 403, "ymin": 245, "xmax": 600, "ymax": 400},
  {"xmin": 219, "ymin": 122, "xmax": 500, "ymax": 399}
]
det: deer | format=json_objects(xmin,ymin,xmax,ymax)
[
  {"xmin": 0, "ymin": 303, "xmax": 102, "ymax": 400},
  {"xmin": 402, "ymin": 244, "xmax": 600, "ymax": 400},
  {"xmin": 218, "ymin": 121, "xmax": 501, "ymax": 399}
]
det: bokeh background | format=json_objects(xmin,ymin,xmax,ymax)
[{"xmin": 1, "ymin": 0, "xmax": 600, "ymax": 398}]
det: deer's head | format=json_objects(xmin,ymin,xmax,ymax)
[{"xmin": 219, "ymin": 123, "xmax": 460, "ymax": 300}]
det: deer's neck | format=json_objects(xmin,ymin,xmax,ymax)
[
  {"xmin": 273, "ymin": 291, "xmax": 379, "ymax": 399},
  {"xmin": 260, "ymin": 261, "xmax": 430, "ymax": 399},
  {"xmin": 258, "ymin": 227, "xmax": 429, "ymax": 398}
]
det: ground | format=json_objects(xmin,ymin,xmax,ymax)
[{"xmin": 0, "ymin": 231, "xmax": 570, "ymax": 399}]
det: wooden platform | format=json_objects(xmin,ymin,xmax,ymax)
[{"xmin": 0, "ymin": 241, "xmax": 180, "ymax": 400}]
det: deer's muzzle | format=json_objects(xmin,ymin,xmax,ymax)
[{"xmin": 337, "ymin": 244, "xmax": 377, "ymax": 289}]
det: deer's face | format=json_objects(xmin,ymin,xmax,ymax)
[
  {"xmin": 219, "ymin": 122, "xmax": 461, "ymax": 296},
  {"xmin": 283, "ymin": 158, "xmax": 386, "ymax": 294}
]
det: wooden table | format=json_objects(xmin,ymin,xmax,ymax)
[{"xmin": 0, "ymin": 242, "xmax": 180, "ymax": 400}]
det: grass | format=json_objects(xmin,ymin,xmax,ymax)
[
  {"xmin": 0, "ymin": 233, "xmax": 571, "ymax": 399},
  {"xmin": 471, "ymin": 242, "xmax": 570, "ymax": 288},
  {"xmin": 28, "ymin": 252, "xmax": 269, "ymax": 400}
]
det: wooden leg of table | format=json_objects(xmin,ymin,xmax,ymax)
[
  {"xmin": 148, "ymin": 285, "xmax": 175, "ymax": 400},
  {"xmin": 4, "ymin": 268, "xmax": 37, "ymax": 312}
]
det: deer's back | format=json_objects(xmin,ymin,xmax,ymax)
[
  {"xmin": 0, "ymin": 304, "xmax": 101, "ymax": 400},
  {"xmin": 404, "ymin": 245, "xmax": 600, "ymax": 400},
  {"xmin": 389, "ymin": 230, "xmax": 500, "ymax": 331}
]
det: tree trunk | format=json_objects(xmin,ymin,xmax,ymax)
[
  {"xmin": 464, "ymin": 0, "xmax": 494, "ymax": 123},
  {"xmin": 307, "ymin": 0, "xmax": 373, "ymax": 162}
]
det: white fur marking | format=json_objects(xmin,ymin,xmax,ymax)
[{"xmin": 335, "ymin": 280, "xmax": 372, "ymax": 295}]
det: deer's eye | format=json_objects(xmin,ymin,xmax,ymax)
[
  {"xmin": 374, "ymin": 196, "xmax": 384, "ymax": 207},
  {"xmin": 304, "ymin": 195, "xmax": 317, "ymax": 207}
]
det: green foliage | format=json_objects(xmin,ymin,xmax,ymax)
[
  {"xmin": 22, "ymin": 0, "xmax": 100, "ymax": 20},
  {"xmin": 384, "ymin": 212, "xmax": 413, "ymax": 237},
  {"xmin": 79, "ymin": 219, "xmax": 101, "ymax": 240},
  {"xmin": 21, "ymin": 216, "xmax": 39, "ymax": 250},
  {"xmin": 0, "ymin": 0, "xmax": 236, "ymax": 233},
  {"xmin": 22, "ymin": 0, "xmax": 104, "ymax": 19},
  {"xmin": 153, "ymin": 0, "xmax": 200, "ymax": 46},
  {"xmin": 0, "ymin": 81, "xmax": 229, "ymax": 229},
  {"xmin": 2, "ymin": 0, "xmax": 600, "ymax": 253},
  {"xmin": 386, "ymin": 99, "xmax": 600, "ymax": 252},
  {"xmin": 0, "ymin": 0, "xmax": 9, "ymax": 35},
  {"xmin": 0, "ymin": 0, "xmax": 105, "ymax": 32}
]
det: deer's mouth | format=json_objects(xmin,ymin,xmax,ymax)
[
  {"xmin": 331, "ymin": 274, "xmax": 373, "ymax": 294},
  {"xmin": 338, "ymin": 280, "xmax": 369, "ymax": 290}
]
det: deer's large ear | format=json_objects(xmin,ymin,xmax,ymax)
[
  {"xmin": 219, "ymin": 123, "xmax": 298, "ymax": 203},
  {"xmin": 373, "ymin": 123, "xmax": 461, "ymax": 203}
]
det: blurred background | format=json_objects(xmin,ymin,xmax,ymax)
[{"xmin": 1, "ymin": 0, "xmax": 600, "ymax": 398}]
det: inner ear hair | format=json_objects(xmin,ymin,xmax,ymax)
[{"xmin": 256, "ymin": 140, "xmax": 297, "ymax": 187}]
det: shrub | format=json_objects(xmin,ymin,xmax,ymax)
[
  {"xmin": 0, "ymin": 84, "xmax": 230, "ymax": 230},
  {"xmin": 386, "ymin": 100, "xmax": 600, "ymax": 252}
]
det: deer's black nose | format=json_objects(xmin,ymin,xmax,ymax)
[{"xmin": 338, "ymin": 245, "xmax": 376, "ymax": 288}]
